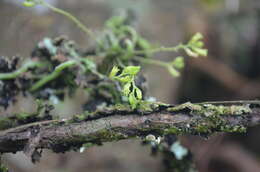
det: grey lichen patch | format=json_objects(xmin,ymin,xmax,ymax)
[
  {"xmin": 198, "ymin": 104, "xmax": 252, "ymax": 116},
  {"xmin": 190, "ymin": 104, "xmax": 250, "ymax": 135},
  {"xmin": 170, "ymin": 141, "xmax": 188, "ymax": 160},
  {"xmin": 168, "ymin": 102, "xmax": 252, "ymax": 116},
  {"xmin": 167, "ymin": 102, "xmax": 202, "ymax": 112},
  {"xmin": 166, "ymin": 102, "xmax": 252, "ymax": 136}
]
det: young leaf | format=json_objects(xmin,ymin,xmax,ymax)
[
  {"xmin": 117, "ymin": 75, "xmax": 133, "ymax": 83},
  {"xmin": 135, "ymin": 87, "xmax": 142, "ymax": 100},
  {"xmin": 122, "ymin": 66, "xmax": 140, "ymax": 76},
  {"xmin": 189, "ymin": 32, "xmax": 203, "ymax": 44},
  {"xmin": 23, "ymin": 0, "xmax": 38, "ymax": 7},
  {"xmin": 167, "ymin": 66, "xmax": 180, "ymax": 77},
  {"xmin": 109, "ymin": 66, "xmax": 120, "ymax": 78},
  {"xmin": 191, "ymin": 47, "xmax": 208, "ymax": 57},
  {"xmin": 172, "ymin": 57, "xmax": 184, "ymax": 69},
  {"xmin": 184, "ymin": 47, "xmax": 199, "ymax": 58},
  {"xmin": 123, "ymin": 82, "xmax": 131, "ymax": 96},
  {"xmin": 129, "ymin": 92, "xmax": 138, "ymax": 109}
]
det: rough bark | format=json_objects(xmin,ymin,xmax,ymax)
[{"xmin": 0, "ymin": 100, "xmax": 260, "ymax": 162}]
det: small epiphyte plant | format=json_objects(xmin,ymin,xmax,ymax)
[
  {"xmin": 183, "ymin": 32, "xmax": 208, "ymax": 58},
  {"xmin": 109, "ymin": 66, "xmax": 142, "ymax": 109},
  {"xmin": 22, "ymin": 0, "xmax": 207, "ymax": 77},
  {"xmin": 0, "ymin": 0, "xmax": 208, "ymax": 110}
]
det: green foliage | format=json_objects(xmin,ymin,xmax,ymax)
[
  {"xmin": 23, "ymin": 0, "xmax": 38, "ymax": 7},
  {"xmin": 21, "ymin": 0, "xmax": 207, "ymax": 79},
  {"xmin": 0, "ymin": 164, "xmax": 8, "ymax": 172},
  {"xmin": 96, "ymin": 15, "xmax": 152, "ymax": 66},
  {"xmin": 2, "ymin": 1, "xmax": 208, "ymax": 111},
  {"xmin": 110, "ymin": 66, "xmax": 142, "ymax": 109},
  {"xmin": 184, "ymin": 33, "xmax": 208, "ymax": 58}
]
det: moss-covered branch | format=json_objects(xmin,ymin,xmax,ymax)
[{"xmin": 0, "ymin": 100, "xmax": 259, "ymax": 162}]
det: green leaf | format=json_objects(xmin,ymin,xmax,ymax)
[
  {"xmin": 189, "ymin": 32, "xmax": 203, "ymax": 44},
  {"xmin": 184, "ymin": 48, "xmax": 199, "ymax": 58},
  {"xmin": 117, "ymin": 75, "xmax": 133, "ymax": 83},
  {"xmin": 135, "ymin": 87, "xmax": 142, "ymax": 100},
  {"xmin": 137, "ymin": 37, "xmax": 151, "ymax": 50},
  {"xmin": 122, "ymin": 66, "xmax": 140, "ymax": 76},
  {"xmin": 167, "ymin": 66, "xmax": 180, "ymax": 77},
  {"xmin": 123, "ymin": 82, "xmax": 131, "ymax": 96},
  {"xmin": 23, "ymin": 1, "xmax": 35, "ymax": 7},
  {"xmin": 109, "ymin": 66, "xmax": 120, "ymax": 78},
  {"xmin": 105, "ymin": 16, "xmax": 125, "ymax": 30},
  {"xmin": 172, "ymin": 57, "xmax": 184, "ymax": 69},
  {"xmin": 191, "ymin": 47, "xmax": 208, "ymax": 57},
  {"xmin": 81, "ymin": 58, "xmax": 96, "ymax": 71},
  {"xmin": 129, "ymin": 92, "xmax": 138, "ymax": 109},
  {"xmin": 23, "ymin": 0, "xmax": 38, "ymax": 7},
  {"xmin": 195, "ymin": 41, "xmax": 204, "ymax": 48}
]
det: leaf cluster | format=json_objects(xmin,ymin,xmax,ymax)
[{"xmin": 109, "ymin": 66, "xmax": 142, "ymax": 109}]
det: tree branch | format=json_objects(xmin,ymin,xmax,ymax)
[{"xmin": 0, "ymin": 100, "xmax": 260, "ymax": 162}]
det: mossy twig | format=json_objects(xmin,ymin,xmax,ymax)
[{"xmin": 0, "ymin": 61, "xmax": 43, "ymax": 80}]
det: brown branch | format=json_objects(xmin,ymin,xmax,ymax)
[{"xmin": 0, "ymin": 100, "xmax": 260, "ymax": 162}]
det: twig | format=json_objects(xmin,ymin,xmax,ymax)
[{"xmin": 0, "ymin": 100, "xmax": 259, "ymax": 160}]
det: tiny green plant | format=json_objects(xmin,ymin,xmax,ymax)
[
  {"xmin": 109, "ymin": 66, "xmax": 142, "ymax": 109},
  {"xmin": 0, "ymin": 0, "xmax": 209, "ymax": 110}
]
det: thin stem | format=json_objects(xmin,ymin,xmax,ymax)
[
  {"xmin": 134, "ymin": 44, "xmax": 185, "ymax": 55},
  {"xmin": 0, "ymin": 61, "xmax": 43, "ymax": 80},
  {"xmin": 40, "ymin": 0, "xmax": 95, "ymax": 39},
  {"xmin": 30, "ymin": 60, "xmax": 77, "ymax": 92},
  {"xmin": 133, "ymin": 56, "xmax": 181, "ymax": 77},
  {"xmin": 133, "ymin": 56, "xmax": 169, "ymax": 68}
]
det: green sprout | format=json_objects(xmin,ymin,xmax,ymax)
[
  {"xmin": 0, "ymin": 60, "xmax": 43, "ymax": 80},
  {"xmin": 184, "ymin": 33, "xmax": 208, "ymax": 58},
  {"xmin": 110, "ymin": 66, "xmax": 142, "ymax": 109},
  {"xmin": 20, "ymin": 1, "xmax": 208, "ymax": 79},
  {"xmin": 133, "ymin": 32, "xmax": 207, "ymax": 77}
]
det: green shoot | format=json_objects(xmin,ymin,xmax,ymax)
[
  {"xmin": 134, "ymin": 33, "xmax": 207, "ymax": 77},
  {"xmin": 109, "ymin": 66, "xmax": 142, "ymax": 109},
  {"xmin": 0, "ymin": 61, "xmax": 43, "ymax": 80},
  {"xmin": 30, "ymin": 60, "xmax": 77, "ymax": 91}
]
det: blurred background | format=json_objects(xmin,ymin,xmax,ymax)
[{"xmin": 1, "ymin": 0, "xmax": 260, "ymax": 171}]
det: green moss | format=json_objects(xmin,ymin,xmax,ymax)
[
  {"xmin": 112, "ymin": 103, "xmax": 132, "ymax": 111},
  {"xmin": 0, "ymin": 118, "xmax": 14, "ymax": 130},
  {"xmin": 73, "ymin": 114, "xmax": 87, "ymax": 121},
  {"xmin": 0, "ymin": 164, "xmax": 8, "ymax": 172},
  {"xmin": 197, "ymin": 104, "xmax": 252, "ymax": 116},
  {"xmin": 166, "ymin": 102, "xmax": 251, "ymax": 135},
  {"xmin": 165, "ymin": 127, "xmax": 184, "ymax": 135},
  {"xmin": 167, "ymin": 102, "xmax": 202, "ymax": 112},
  {"xmin": 167, "ymin": 102, "xmax": 252, "ymax": 117},
  {"xmin": 15, "ymin": 113, "xmax": 34, "ymax": 121}
]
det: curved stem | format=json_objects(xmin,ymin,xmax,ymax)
[
  {"xmin": 40, "ymin": 0, "xmax": 95, "ymax": 39},
  {"xmin": 134, "ymin": 44, "xmax": 185, "ymax": 55},
  {"xmin": 0, "ymin": 61, "xmax": 43, "ymax": 80},
  {"xmin": 133, "ymin": 56, "xmax": 180, "ymax": 77},
  {"xmin": 30, "ymin": 60, "xmax": 77, "ymax": 92}
]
